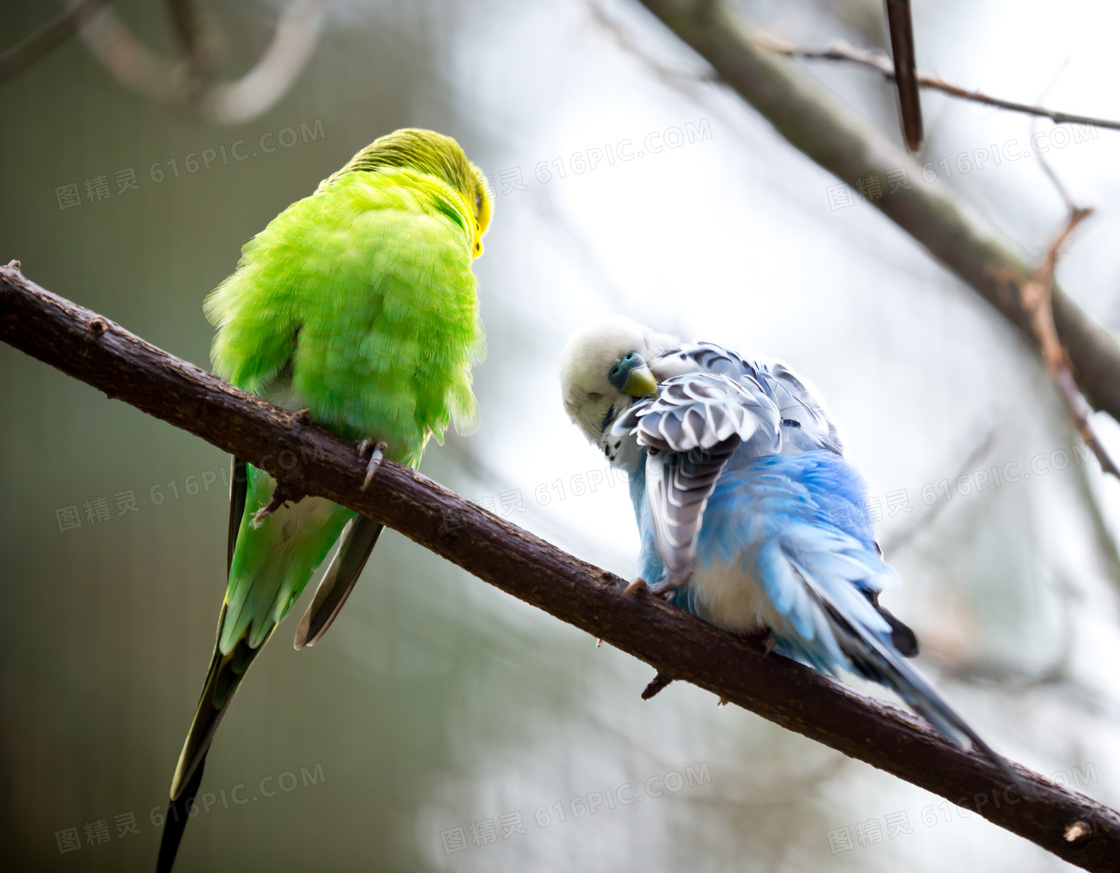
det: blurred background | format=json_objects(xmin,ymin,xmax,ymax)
[{"xmin": 3, "ymin": 0, "xmax": 1120, "ymax": 870}]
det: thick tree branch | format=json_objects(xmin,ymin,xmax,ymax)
[
  {"xmin": 2, "ymin": 266, "xmax": 1120, "ymax": 869},
  {"xmin": 632, "ymin": 0, "xmax": 1120, "ymax": 427}
]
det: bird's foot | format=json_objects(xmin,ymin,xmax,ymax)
[
  {"xmin": 622, "ymin": 577, "xmax": 679, "ymax": 601},
  {"xmin": 251, "ymin": 482, "xmax": 302, "ymax": 527},
  {"xmin": 743, "ymin": 627, "xmax": 777, "ymax": 656},
  {"xmin": 356, "ymin": 439, "xmax": 388, "ymax": 491}
]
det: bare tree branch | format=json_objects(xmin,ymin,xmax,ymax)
[
  {"xmin": 759, "ymin": 36, "xmax": 1120, "ymax": 133},
  {"xmin": 631, "ymin": 0, "xmax": 1120, "ymax": 433},
  {"xmin": 2, "ymin": 264, "xmax": 1120, "ymax": 870},
  {"xmin": 74, "ymin": 0, "xmax": 327, "ymax": 124},
  {"xmin": 0, "ymin": 0, "xmax": 105, "ymax": 83},
  {"xmin": 165, "ymin": 0, "xmax": 218, "ymax": 104},
  {"xmin": 881, "ymin": 424, "xmax": 997, "ymax": 556}
]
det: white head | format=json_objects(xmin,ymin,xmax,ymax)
[{"xmin": 559, "ymin": 315, "xmax": 678, "ymax": 447}]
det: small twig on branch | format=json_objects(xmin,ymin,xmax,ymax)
[
  {"xmin": 1018, "ymin": 208, "xmax": 1120, "ymax": 478},
  {"xmin": 2, "ymin": 265, "xmax": 1120, "ymax": 870},
  {"xmin": 758, "ymin": 36, "xmax": 1120, "ymax": 133},
  {"xmin": 0, "ymin": 0, "xmax": 106, "ymax": 83},
  {"xmin": 641, "ymin": 671, "xmax": 674, "ymax": 699}
]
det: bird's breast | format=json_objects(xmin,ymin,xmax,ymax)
[{"xmin": 688, "ymin": 558, "xmax": 782, "ymax": 634}]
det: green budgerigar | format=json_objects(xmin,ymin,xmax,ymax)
[{"xmin": 156, "ymin": 129, "xmax": 491, "ymax": 871}]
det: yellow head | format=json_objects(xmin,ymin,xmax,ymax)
[{"xmin": 327, "ymin": 128, "xmax": 492, "ymax": 256}]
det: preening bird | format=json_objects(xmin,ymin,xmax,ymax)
[
  {"xmin": 560, "ymin": 315, "xmax": 1019, "ymax": 787},
  {"xmin": 157, "ymin": 129, "xmax": 491, "ymax": 872}
]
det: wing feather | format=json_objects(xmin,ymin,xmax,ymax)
[{"xmin": 616, "ymin": 373, "xmax": 780, "ymax": 584}]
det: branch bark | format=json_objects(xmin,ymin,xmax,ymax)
[
  {"xmin": 632, "ymin": 0, "xmax": 1120, "ymax": 425},
  {"xmin": 3, "ymin": 265, "xmax": 1120, "ymax": 869}
]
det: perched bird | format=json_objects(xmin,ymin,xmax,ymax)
[
  {"xmin": 885, "ymin": 0, "xmax": 923, "ymax": 152},
  {"xmin": 560, "ymin": 316, "xmax": 1018, "ymax": 786},
  {"xmin": 157, "ymin": 129, "xmax": 491, "ymax": 871}
]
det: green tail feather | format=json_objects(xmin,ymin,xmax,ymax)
[{"xmin": 169, "ymin": 609, "xmax": 268, "ymax": 800}]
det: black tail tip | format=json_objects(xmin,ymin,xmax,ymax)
[{"xmin": 155, "ymin": 754, "xmax": 207, "ymax": 873}]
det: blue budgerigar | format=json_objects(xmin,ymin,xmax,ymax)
[{"xmin": 560, "ymin": 315, "xmax": 1018, "ymax": 783}]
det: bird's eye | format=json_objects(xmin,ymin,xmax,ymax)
[
  {"xmin": 475, "ymin": 191, "xmax": 482, "ymax": 211},
  {"xmin": 587, "ymin": 392, "xmax": 603, "ymax": 401}
]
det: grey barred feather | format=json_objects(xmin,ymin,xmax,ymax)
[
  {"xmin": 650, "ymin": 343, "xmax": 842, "ymax": 456},
  {"xmin": 646, "ymin": 436, "xmax": 741, "ymax": 581},
  {"xmin": 615, "ymin": 373, "xmax": 782, "ymax": 584},
  {"xmin": 615, "ymin": 373, "xmax": 779, "ymax": 454}
]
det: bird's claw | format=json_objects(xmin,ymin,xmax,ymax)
[
  {"xmin": 251, "ymin": 483, "xmax": 299, "ymax": 527},
  {"xmin": 357, "ymin": 439, "xmax": 388, "ymax": 491},
  {"xmin": 623, "ymin": 577, "xmax": 679, "ymax": 602}
]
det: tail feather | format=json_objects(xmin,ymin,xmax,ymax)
[
  {"xmin": 155, "ymin": 754, "xmax": 207, "ymax": 873},
  {"xmin": 785, "ymin": 544, "xmax": 1025, "ymax": 793},
  {"xmin": 169, "ymin": 626, "xmax": 263, "ymax": 800},
  {"xmin": 835, "ymin": 608, "xmax": 1027, "ymax": 794},
  {"xmin": 158, "ymin": 621, "xmax": 268, "ymax": 872}
]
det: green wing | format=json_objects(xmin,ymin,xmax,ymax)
[{"xmin": 205, "ymin": 169, "xmax": 485, "ymax": 457}]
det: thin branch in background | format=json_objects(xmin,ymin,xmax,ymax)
[
  {"xmin": 166, "ymin": 0, "xmax": 218, "ymax": 103},
  {"xmin": 72, "ymin": 0, "xmax": 327, "ymax": 124},
  {"xmin": 201, "ymin": 0, "xmax": 327, "ymax": 125},
  {"xmin": 1018, "ymin": 208, "xmax": 1120, "ymax": 478},
  {"xmin": 587, "ymin": 0, "xmax": 714, "ymax": 89},
  {"xmin": 1031, "ymin": 57, "xmax": 1078, "ymax": 212},
  {"xmin": 4, "ymin": 264, "xmax": 1120, "ymax": 870},
  {"xmin": 882, "ymin": 424, "xmax": 998, "ymax": 557},
  {"xmin": 0, "ymin": 0, "xmax": 105, "ymax": 83},
  {"xmin": 758, "ymin": 36, "xmax": 1120, "ymax": 133}
]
